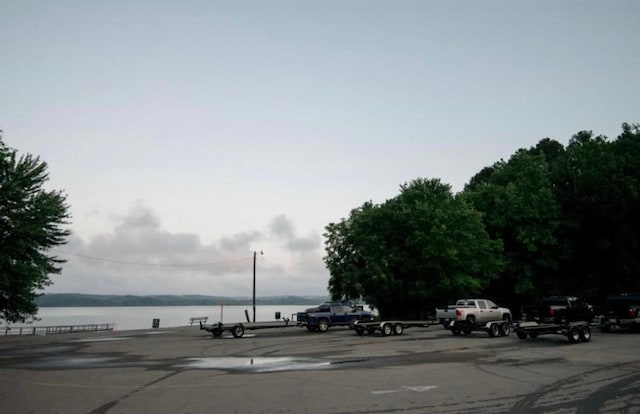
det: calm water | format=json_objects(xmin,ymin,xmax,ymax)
[{"xmin": 9, "ymin": 305, "xmax": 308, "ymax": 331}]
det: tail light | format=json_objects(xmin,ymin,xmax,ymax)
[
  {"xmin": 549, "ymin": 308, "xmax": 556, "ymax": 316},
  {"xmin": 629, "ymin": 308, "xmax": 636, "ymax": 317},
  {"xmin": 456, "ymin": 309, "xmax": 462, "ymax": 317}
]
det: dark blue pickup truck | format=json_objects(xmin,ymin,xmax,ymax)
[{"xmin": 296, "ymin": 301, "xmax": 372, "ymax": 332}]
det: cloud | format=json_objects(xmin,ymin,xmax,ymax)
[
  {"xmin": 269, "ymin": 214, "xmax": 321, "ymax": 252},
  {"xmin": 270, "ymin": 214, "xmax": 294, "ymax": 238},
  {"xmin": 48, "ymin": 203, "xmax": 329, "ymax": 296}
]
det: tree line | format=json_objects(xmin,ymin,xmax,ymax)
[{"xmin": 324, "ymin": 124, "xmax": 640, "ymax": 319}]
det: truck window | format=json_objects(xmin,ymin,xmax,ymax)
[
  {"xmin": 478, "ymin": 301, "xmax": 487, "ymax": 309},
  {"xmin": 342, "ymin": 305, "xmax": 354, "ymax": 313},
  {"xmin": 330, "ymin": 305, "xmax": 342, "ymax": 313},
  {"xmin": 486, "ymin": 300, "xmax": 497, "ymax": 308}
]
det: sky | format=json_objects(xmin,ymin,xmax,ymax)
[{"xmin": 1, "ymin": 1, "xmax": 639, "ymax": 297}]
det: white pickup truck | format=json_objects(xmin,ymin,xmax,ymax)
[{"xmin": 436, "ymin": 299, "xmax": 512, "ymax": 328}]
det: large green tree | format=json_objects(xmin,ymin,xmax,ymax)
[
  {"xmin": 0, "ymin": 134, "xmax": 71, "ymax": 323},
  {"xmin": 465, "ymin": 124, "xmax": 640, "ymax": 306},
  {"xmin": 464, "ymin": 150, "xmax": 562, "ymax": 310},
  {"xmin": 324, "ymin": 178, "xmax": 503, "ymax": 319},
  {"xmin": 551, "ymin": 125, "xmax": 640, "ymax": 300}
]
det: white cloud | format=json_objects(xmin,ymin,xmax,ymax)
[{"xmin": 48, "ymin": 203, "xmax": 329, "ymax": 296}]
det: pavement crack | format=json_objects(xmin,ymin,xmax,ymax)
[{"xmin": 86, "ymin": 371, "xmax": 181, "ymax": 414}]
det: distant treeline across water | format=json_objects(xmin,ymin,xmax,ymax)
[{"xmin": 36, "ymin": 294, "xmax": 329, "ymax": 307}]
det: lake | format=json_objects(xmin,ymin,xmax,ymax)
[{"xmin": 8, "ymin": 305, "xmax": 309, "ymax": 331}]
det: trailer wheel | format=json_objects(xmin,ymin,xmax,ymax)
[
  {"xmin": 488, "ymin": 323, "xmax": 499, "ymax": 337},
  {"xmin": 317, "ymin": 318, "xmax": 330, "ymax": 333},
  {"xmin": 462, "ymin": 328, "xmax": 472, "ymax": 336},
  {"xmin": 211, "ymin": 329, "xmax": 222, "ymax": 337},
  {"xmin": 452, "ymin": 328, "xmax": 461, "ymax": 336},
  {"xmin": 382, "ymin": 323, "xmax": 393, "ymax": 336},
  {"xmin": 232, "ymin": 324, "xmax": 245, "ymax": 338},
  {"xmin": 568, "ymin": 326, "xmax": 580, "ymax": 343},
  {"xmin": 516, "ymin": 330, "xmax": 527, "ymax": 340},
  {"xmin": 354, "ymin": 326, "xmax": 365, "ymax": 335},
  {"xmin": 579, "ymin": 326, "xmax": 591, "ymax": 342},
  {"xmin": 500, "ymin": 322, "xmax": 511, "ymax": 336},
  {"xmin": 529, "ymin": 332, "xmax": 538, "ymax": 339},
  {"xmin": 393, "ymin": 323, "xmax": 404, "ymax": 335},
  {"xmin": 367, "ymin": 326, "xmax": 377, "ymax": 335}
]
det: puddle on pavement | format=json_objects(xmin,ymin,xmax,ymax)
[
  {"xmin": 73, "ymin": 337, "xmax": 132, "ymax": 342},
  {"xmin": 22, "ymin": 356, "xmax": 119, "ymax": 368},
  {"xmin": 177, "ymin": 357, "xmax": 332, "ymax": 372}
]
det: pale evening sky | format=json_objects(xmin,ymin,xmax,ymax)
[{"xmin": 1, "ymin": 1, "xmax": 638, "ymax": 297}]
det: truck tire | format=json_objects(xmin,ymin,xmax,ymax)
[
  {"xmin": 488, "ymin": 323, "xmax": 499, "ymax": 337},
  {"xmin": 354, "ymin": 326, "xmax": 365, "ymax": 335},
  {"xmin": 452, "ymin": 328, "xmax": 461, "ymax": 336},
  {"xmin": 499, "ymin": 322, "xmax": 511, "ymax": 336},
  {"xmin": 467, "ymin": 316, "xmax": 476, "ymax": 326},
  {"xmin": 579, "ymin": 326, "xmax": 591, "ymax": 342},
  {"xmin": 503, "ymin": 314, "xmax": 512, "ymax": 323},
  {"xmin": 367, "ymin": 326, "xmax": 377, "ymax": 335},
  {"xmin": 393, "ymin": 323, "xmax": 404, "ymax": 335},
  {"xmin": 232, "ymin": 324, "xmax": 245, "ymax": 338},
  {"xmin": 516, "ymin": 330, "xmax": 527, "ymax": 340},
  {"xmin": 382, "ymin": 323, "xmax": 393, "ymax": 336},
  {"xmin": 568, "ymin": 326, "xmax": 580, "ymax": 343},
  {"xmin": 317, "ymin": 318, "xmax": 330, "ymax": 333}
]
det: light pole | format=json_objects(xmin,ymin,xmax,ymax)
[{"xmin": 253, "ymin": 250, "xmax": 263, "ymax": 322}]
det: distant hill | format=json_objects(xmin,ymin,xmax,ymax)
[{"xmin": 35, "ymin": 293, "xmax": 329, "ymax": 307}]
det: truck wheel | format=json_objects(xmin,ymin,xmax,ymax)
[
  {"xmin": 393, "ymin": 323, "xmax": 404, "ymax": 335},
  {"xmin": 488, "ymin": 323, "xmax": 499, "ymax": 337},
  {"xmin": 232, "ymin": 324, "xmax": 245, "ymax": 338},
  {"xmin": 354, "ymin": 326, "xmax": 365, "ymax": 335},
  {"xmin": 568, "ymin": 326, "xmax": 580, "ymax": 343},
  {"xmin": 452, "ymin": 328, "xmax": 461, "ymax": 336},
  {"xmin": 516, "ymin": 330, "xmax": 527, "ymax": 340},
  {"xmin": 382, "ymin": 323, "xmax": 393, "ymax": 336},
  {"xmin": 579, "ymin": 326, "xmax": 591, "ymax": 342},
  {"xmin": 503, "ymin": 314, "xmax": 512, "ymax": 324},
  {"xmin": 467, "ymin": 316, "xmax": 476, "ymax": 326},
  {"xmin": 499, "ymin": 322, "xmax": 511, "ymax": 337},
  {"xmin": 367, "ymin": 326, "xmax": 377, "ymax": 335},
  {"xmin": 462, "ymin": 328, "xmax": 472, "ymax": 336},
  {"xmin": 317, "ymin": 318, "xmax": 330, "ymax": 333}
]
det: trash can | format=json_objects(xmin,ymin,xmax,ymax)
[{"xmin": 152, "ymin": 318, "xmax": 160, "ymax": 328}]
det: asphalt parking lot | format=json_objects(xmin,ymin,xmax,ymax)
[{"xmin": 0, "ymin": 323, "xmax": 638, "ymax": 414}]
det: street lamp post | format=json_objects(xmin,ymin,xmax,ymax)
[{"xmin": 253, "ymin": 250, "xmax": 263, "ymax": 322}]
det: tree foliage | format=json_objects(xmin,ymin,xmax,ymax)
[
  {"xmin": 324, "ymin": 178, "xmax": 503, "ymax": 319},
  {"xmin": 0, "ymin": 134, "xmax": 71, "ymax": 323},
  {"xmin": 465, "ymin": 123, "xmax": 640, "ymax": 305}
]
